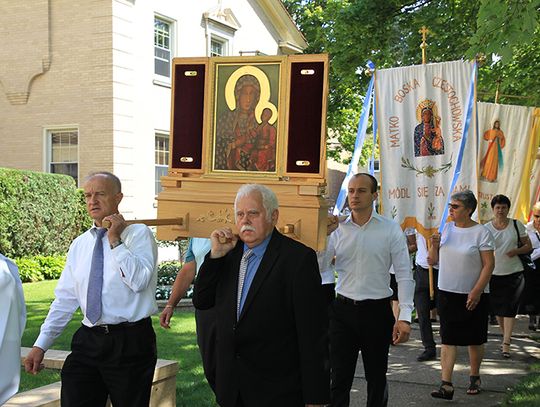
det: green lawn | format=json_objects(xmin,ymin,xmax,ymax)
[
  {"xmin": 503, "ymin": 365, "xmax": 540, "ymax": 406},
  {"xmin": 503, "ymin": 332, "xmax": 540, "ymax": 407},
  {"xmin": 21, "ymin": 280, "xmax": 216, "ymax": 407}
]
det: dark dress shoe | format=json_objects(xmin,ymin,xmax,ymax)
[{"xmin": 417, "ymin": 349, "xmax": 436, "ymax": 361}]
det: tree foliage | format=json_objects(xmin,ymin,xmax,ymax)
[{"xmin": 283, "ymin": 0, "xmax": 540, "ymax": 164}]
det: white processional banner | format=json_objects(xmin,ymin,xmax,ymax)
[
  {"xmin": 477, "ymin": 102, "xmax": 535, "ymax": 222},
  {"xmin": 375, "ymin": 60, "xmax": 477, "ymax": 238}
]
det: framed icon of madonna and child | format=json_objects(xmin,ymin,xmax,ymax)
[
  {"xmin": 211, "ymin": 61, "xmax": 282, "ymax": 175},
  {"xmin": 158, "ymin": 55, "xmax": 329, "ymax": 250},
  {"xmin": 166, "ymin": 54, "xmax": 328, "ymax": 179}
]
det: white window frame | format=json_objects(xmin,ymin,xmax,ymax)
[
  {"xmin": 369, "ymin": 158, "xmax": 380, "ymax": 173},
  {"xmin": 43, "ymin": 126, "xmax": 80, "ymax": 185},
  {"xmin": 206, "ymin": 24, "xmax": 234, "ymax": 57},
  {"xmin": 155, "ymin": 132, "xmax": 170, "ymax": 195},
  {"xmin": 154, "ymin": 14, "xmax": 176, "ymax": 84},
  {"xmin": 210, "ymin": 34, "xmax": 229, "ymax": 57}
]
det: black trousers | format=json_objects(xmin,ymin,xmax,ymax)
[
  {"xmin": 414, "ymin": 265, "xmax": 439, "ymax": 351},
  {"xmin": 330, "ymin": 296, "xmax": 394, "ymax": 407},
  {"xmin": 195, "ymin": 307, "xmax": 217, "ymax": 392},
  {"xmin": 60, "ymin": 318, "xmax": 157, "ymax": 407}
]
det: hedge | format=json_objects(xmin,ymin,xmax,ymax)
[
  {"xmin": 16, "ymin": 255, "xmax": 66, "ymax": 283},
  {"xmin": 0, "ymin": 168, "xmax": 92, "ymax": 258}
]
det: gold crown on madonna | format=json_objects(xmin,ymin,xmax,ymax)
[
  {"xmin": 418, "ymin": 99, "xmax": 435, "ymax": 110},
  {"xmin": 416, "ymin": 99, "xmax": 439, "ymax": 123}
]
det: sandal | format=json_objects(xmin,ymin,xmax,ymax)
[
  {"xmin": 467, "ymin": 375, "xmax": 481, "ymax": 395},
  {"xmin": 431, "ymin": 381, "xmax": 454, "ymax": 400},
  {"xmin": 502, "ymin": 342, "xmax": 511, "ymax": 359}
]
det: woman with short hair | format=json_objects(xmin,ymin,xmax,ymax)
[
  {"xmin": 485, "ymin": 194, "xmax": 532, "ymax": 358},
  {"xmin": 429, "ymin": 190, "xmax": 494, "ymax": 399}
]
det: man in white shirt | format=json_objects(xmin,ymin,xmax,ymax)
[
  {"xmin": 320, "ymin": 173, "xmax": 415, "ymax": 407},
  {"xmin": 414, "ymin": 232, "xmax": 439, "ymax": 361},
  {"xmin": 0, "ymin": 253, "xmax": 26, "ymax": 405},
  {"xmin": 24, "ymin": 172, "xmax": 158, "ymax": 407}
]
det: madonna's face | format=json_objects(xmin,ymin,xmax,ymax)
[
  {"xmin": 238, "ymin": 85, "xmax": 257, "ymax": 112},
  {"xmin": 422, "ymin": 109, "xmax": 432, "ymax": 123}
]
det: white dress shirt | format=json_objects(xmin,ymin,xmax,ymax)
[
  {"xmin": 35, "ymin": 224, "xmax": 158, "ymax": 351},
  {"xmin": 0, "ymin": 254, "xmax": 26, "ymax": 405},
  {"xmin": 415, "ymin": 232, "xmax": 438, "ymax": 269},
  {"xmin": 526, "ymin": 221, "xmax": 540, "ymax": 261},
  {"xmin": 319, "ymin": 212, "xmax": 415, "ymax": 322},
  {"xmin": 317, "ymin": 251, "xmax": 335, "ymax": 284}
]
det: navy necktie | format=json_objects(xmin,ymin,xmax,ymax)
[{"xmin": 86, "ymin": 228, "xmax": 107, "ymax": 324}]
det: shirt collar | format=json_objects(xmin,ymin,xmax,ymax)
[
  {"xmin": 243, "ymin": 232, "xmax": 272, "ymax": 258},
  {"xmin": 344, "ymin": 210, "xmax": 381, "ymax": 227},
  {"xmin": 90, "ymin": 224, "xmax": 107, "ymax": 236}
]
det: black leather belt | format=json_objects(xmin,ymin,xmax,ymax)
[
  {"xmin": 336, "ymin": 293, "xmax": 391, "ymax": 306},
  {"xmin": 84, "ymin": 317, "xmax": 150, "ymax": 334}
]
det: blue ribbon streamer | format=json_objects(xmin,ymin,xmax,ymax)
[
  {"xmin": 334, "ymin": 72, "xmax": 375, "ymax": 215},
  {"xmin": 369, "ymin": 90, "xmax": 378, "ymax": 176},
  {"xmin": 438, "ymin": 62, "xmax": 477, "ymax": 233}
]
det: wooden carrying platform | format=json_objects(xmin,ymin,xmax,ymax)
[{"xmin": 157, "ymin": 54, "xmax": 329, "ymax": 250}]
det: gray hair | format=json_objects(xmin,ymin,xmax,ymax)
[
  {"xmin": 235, "ymin": 184, "xmax": 278, "ymax": 222},
  {"xmin": 451, "ymin": 190, "xmax": 477, "ymax": 216},
  {"xmin": 84, "ymin": 171, "xmax": 122, "ymax": 193},
  {"xmin": 533, "ymin": 201, "xmax": 540, "ymax": 212}
]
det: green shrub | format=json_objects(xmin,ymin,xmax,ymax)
[
  {"xmin": 155, "ymin": 286, "xmax": 172, "ymax": 300},
  {"xmin": 15, "ymin": 255, "xmax": 66, "ymax": 283},
  {"xmin": 16, "ymin": 258, "xmax": 44, "ymax": 282},
  {"xmin": 36, "ymin": 255, "xmax": 66, "ymax": 279},
  {"xmin": 157, "ymin": 260, "xmax": 182, "ymax": 286},
  {"xmin": 0, "ymin": 168, "xmax": 92, "ymax": 258}
]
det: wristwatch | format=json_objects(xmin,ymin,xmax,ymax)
[{"xmin": 110, "ymin": 239, "xmax": 123, "ymax": 250}]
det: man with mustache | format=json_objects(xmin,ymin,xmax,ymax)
[
  {"xmin": 193, "ymin": 184, "xmax": 330, "ymax": 407},
  {"xmin": 320, "ymin": 173, "xmax": 414, "ymax": 407}
]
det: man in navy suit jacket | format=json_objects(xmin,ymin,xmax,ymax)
[{"xmin": 193, "ymin": 184, "xmax": 330, "ymax": 407}]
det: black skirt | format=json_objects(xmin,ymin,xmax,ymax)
[
  {"xmin": 438, "ymin": 290, "xmax": 489, "ymax": 346},
  {"xmin": 519, "ymin": 258, "xmax": 540, "ymax": 315},
  {"xmin": 490, "ymin": 271, "xmax": 525, "ymax": 317}
]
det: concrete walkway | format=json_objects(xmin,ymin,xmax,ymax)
[{"xmin": 349, "ymin": 315, "xmax": 540, "ymax": 406}]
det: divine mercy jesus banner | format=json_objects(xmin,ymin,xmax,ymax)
[
  {"xmin": 476, "ymin": 101, "xmax": 535, "ymax": 223},
  {"xmin": 375, "ymin": 60, "xmax": 477, "ymax": 238}
]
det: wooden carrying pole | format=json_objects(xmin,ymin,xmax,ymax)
[
  {"xmin": 427, "ymin": 239, "xmax": 435, "ymax": 300},
  {"xmin": 419, "ymin": 25, "xmax": 434, "ymax": 299},
  {"xmin": 428, "ymin": 266, "xmax": 435, "ymax": 300},
  {"xmin": 101, "ymin": 218, "xmax": 183, "ymax": 229}
]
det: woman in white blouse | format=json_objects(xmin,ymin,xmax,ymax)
[
  {"xmin": 485, "ymin": 195, "xmax": 532, "ymax": 358},
  {"xmin": 524, "ymin": 202, "xmax": 540, "ymax": 330},
  {"xmin": 428, "ymin": 191, "xmax": 494, "ymax": 400}
]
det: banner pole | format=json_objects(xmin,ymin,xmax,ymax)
[
  {"xmin": 419, "ymin": 26, "xmax": 429, "ymax": 64},
  {"xmin": 428, "ymin": 238, "xmax": 434, "ymax": 300}
]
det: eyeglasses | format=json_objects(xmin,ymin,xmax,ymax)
[{"xmin": 448, "ymin": 203, "xmax": 463, "ymax": 210}]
